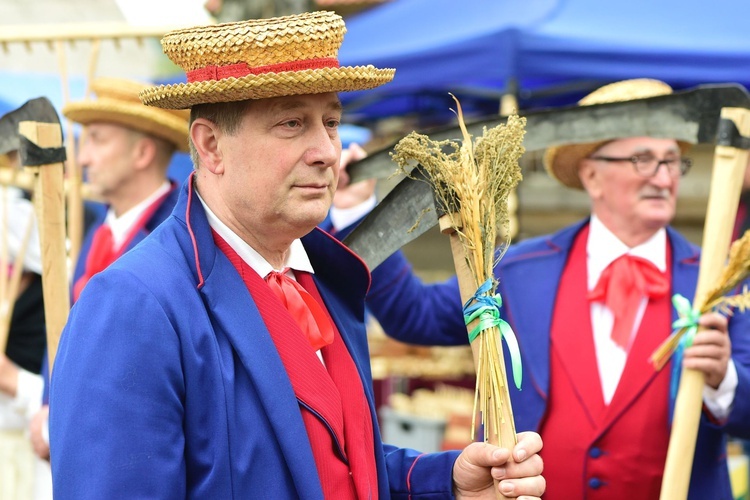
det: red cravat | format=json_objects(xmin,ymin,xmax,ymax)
[
  {"xmin": 588, "ymin": 254, "xmax": 669, "ymax": 349},
  {"xmin": 265, "ymin": 268, "xmax": 335, "ymax": 351},
  {"xmin": 72, "ymin": 224, "xmax": 115, "ymax": 302}
]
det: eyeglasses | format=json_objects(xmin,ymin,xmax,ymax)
[{"xmin": 588, "ymin": 154, "xmax": 692, "ymax": 177}]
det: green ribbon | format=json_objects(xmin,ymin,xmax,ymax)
[
  {"xmin": 669, "ymin": 293, "xmax": 702, "ymax": 415},
  {"xmin": 463, "ymin": 279, "xmax": 523, "ymax": 390},
  {"xmin": 671, "ymin": 293, "xmax": 700, "ymax": 349}
]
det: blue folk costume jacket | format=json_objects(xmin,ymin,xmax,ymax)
[
  {"xmin": 365, "ymin": 219, "xmax": 750, "ymax": 500},
  {"xmin": 71, "ymin": 183, "xmax": 180, "ymax": 287},
  {"xmin": 50, "ymin": 178, "xmax": 460, "ymax": 499}
]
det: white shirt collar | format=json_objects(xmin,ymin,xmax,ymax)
[
  {"xmin": 196, "ymin": 191, "xmax": 314, "ymax": 280},
  {"xmin": 105, "ymin": 181, "xmax": 171, "ymax": 249},
  {"xmin": 586, "ymin": 214, "xmax": 667, "ymax": 291}
]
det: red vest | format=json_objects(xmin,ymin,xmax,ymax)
[
  {"xmin": 214, "ymin": 233, "xmax": 378, "ymax": 499},
  {"xmin": 540, "ymin": 225, "xmax": 673, "ymax": 499}
]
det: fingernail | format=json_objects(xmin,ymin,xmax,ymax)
[
  {"xmin": 500, "ymin": 482, "xmax": 515, "ymax": 494},
  {"xmin": 496, "ymin": 467, "xmax": 506, "ymax": 479},
  {"xmin": 516, "ymin": 449, "xmax": 527, "ymax": 461}
]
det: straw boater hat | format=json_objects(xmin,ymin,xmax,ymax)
[
  {"xmin": 544, "ymin": 78, "xmax": 691, "ymax": 190},
  {"xmin": 138, "ymin": 10, "xmax": 395, "ymax": 110},
  {"xmin": 63, "ymin": 78, "xmax": 190, "ymax": 152}
]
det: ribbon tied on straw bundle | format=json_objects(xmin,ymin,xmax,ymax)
[
  {"xmin": 390, "ymin": 95, "xmax": 526, "ymax": 453},
  {"xmin": 669, "ymin": 293, "xmax": 701, "ymax": 351},
  {"xmin": 463, "ymin": 278, "xmax": 522, "ymax": 390},
  {"xmin": 667, "ymin": 293, "xmax": 701, "ymax": 410},
  {"xmin": 651, "ymin": 229, "xmax": 750, "ymax": 372}
]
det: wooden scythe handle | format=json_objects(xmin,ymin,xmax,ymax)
[
  {"xmin": 439, "ymin": 213, "xmax": 517, "ymax": 500},
  {"xmin": 0, "ymin": 168, "xmax": 102, "ymax": 202},
  {"xmin": 19, "ymin": 121, "xmax": 70, "ymax": 374},
  {"xmin": 660, "ymin": 107, "xmax": 750, "ymax": 499}
]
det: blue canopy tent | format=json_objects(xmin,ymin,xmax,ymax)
[{"xmin": 338, "ymin": 0, "xmax": 750, "ymax": 125}]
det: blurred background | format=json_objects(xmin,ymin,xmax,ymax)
[
  {"xmin": 2, "ymin": 1, "xmax": 750, "ymax": 493},
  {"xmin": 3, "ymin": 0, "xmax": 749, "ymax": 257}
]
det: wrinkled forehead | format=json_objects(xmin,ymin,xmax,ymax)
[{"xmin": 593, "ymin": 136, "xmax": 681, "ymax": 156}]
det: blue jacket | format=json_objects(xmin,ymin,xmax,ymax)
[
  {"xmin": 50, "ymin": 178, "xmax": 460, "ymax": 499},
  {"xmin": 71, "ymin": 183, "xmax": 180, "ymax": 287},
  {"xmin": 367, "ymin": 219, "xmax": 750, "ymax": 499}
]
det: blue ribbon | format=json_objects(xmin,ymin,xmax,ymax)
[
  {"xmin": 669, "ymin": 293, "xmax": 701, "ymax": 421},
  {"xmin": 462, "ymin": 278, "xmax": 523, "ymax": 390}
]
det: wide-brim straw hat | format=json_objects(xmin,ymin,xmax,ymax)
[
  {"xmin": 544, "ymin": 78, "xmax": 691, "ymax": 190},
  {"xmin": 63, "ymin": 78, "xmax": 190, "ymax": 152},
  {"xmin": 139, "ymin": 11, "xmax": 395, "ymax": 110}
]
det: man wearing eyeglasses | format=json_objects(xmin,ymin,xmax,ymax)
[{"xmin": 333, "ymin": 78, "xmax": 750, "ymax": 499}]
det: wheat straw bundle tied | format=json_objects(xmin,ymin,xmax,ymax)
[
  {"xmin": 391, "ymin": 95, "xmax": 525, "ymax": 499},
  {"xmin": 651, "ymin": 228, "xmax": 750, "ymax": 374}
]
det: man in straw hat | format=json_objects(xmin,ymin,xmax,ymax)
[
  {"xmin": 62, "ymin": 77, "xmax": 190, "ymax": 302},
  {"xmin": 335, "ymin": 78, "xmax": 750, "ymax": 499},
  {"xmin": 23, "ymin": 77, "xmax": 191, "ymax": 465},
  {"xmin": 48, "ymin": 11, "xmax": 545, "ymax": 499}
]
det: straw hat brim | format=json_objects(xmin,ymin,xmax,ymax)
[
  {"xmin": 545, "ymin": 140, "xmax": 692, "ymax": 190},
  {"xmin": 543, "ymin": 78, "xmax": 693, "ymax": 190},
  {"xmin": 139, "ymin": 66, "xmax": 396, "ymax": 109},
  {"xmin": 63, "ymin": 99, "xmax": 190, "ymax": 152}
]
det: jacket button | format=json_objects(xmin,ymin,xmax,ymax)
[
  {"xmin": 589, "ymin": 447, "xmax": 602, "ymax": 458},
  {"xmin": 589, "ymin": 477, "xmax": 603, "ymax": 489}
]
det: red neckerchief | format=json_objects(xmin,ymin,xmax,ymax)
[
  {"xmin": 213, "ymin": 230, "xmax": 378, "ymax": 499},
  {"xmin": 72, "ymin": 188, "xmax": 172, "ymax": 302}
]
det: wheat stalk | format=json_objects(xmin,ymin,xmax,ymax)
[
  {"xmin": 651, "ymin": 229, "xmax": 750, "ymax": 370},
  {"xmin": 391, "ymin": 95, "xmax": 525, "ymax": 445}
]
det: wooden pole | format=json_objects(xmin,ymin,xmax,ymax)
[
  {"xmin": 19, "ymin": 121, "xmax": 69, "ymax": 374},
  {"xmin": 0, "ymin": 168, "xmax": 102, "ymax": 202},
  {"xmin": 660, "ymin": 107, "xmax": 750, "ymax": 499},
  {"xmin": 55, "ymin": 39, "xmax": 84, "ymax": 275},
  {"xmin": 439, "ymin": 212, "xmax": 517, "ymax": 500}
]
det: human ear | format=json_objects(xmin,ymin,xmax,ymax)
[
  {"xmin": 190, "ymin": 118, "xmax": 223, "ymax": 174},
  {"xmin": 131, "ymin": 136, "xmax": 157, "ymax": 171},
  {"xmin": 578, "ymin": 160, "xmax": 601, "ymax": 198}
]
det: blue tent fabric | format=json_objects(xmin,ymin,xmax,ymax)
[
  {"xmin": 340, "ymin": 0, "xmax": 560, "ymax": 97},
  {"xmin": 519, "ymin": 0, "xmax": 750, "ymax": 84},
  {"xmin": 338, "ymin": 0, "xmax": 750, "ymax": 122}
]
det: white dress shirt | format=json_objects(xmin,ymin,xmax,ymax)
[
  {"xmin": 105, "ymin": 181, "xmax": 172, "ymax": 249},
  {"xmin": 197, "ymin": 193, "xmax": 325, "ymax": 363},
  {"xmin": 587, "ymin": 216, "xmax": 736, "ymax": 418},
  {"xmin": 0, "ymin": 368, "xmax": 43, "ymax": 431},
  {"xmin": 329, "ymin": 194, "xmax": 377, "ymax": 231}
]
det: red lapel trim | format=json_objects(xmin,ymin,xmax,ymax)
[
  {"xmin": 299, "ymin": 271, "xmax": 379, "ymax": 499},
  {"xmin": 212, "ymin": 231, "xmax": 347, "ymax": 450}
]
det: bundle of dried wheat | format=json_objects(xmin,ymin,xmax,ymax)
[
  {"xmin": 390, "ymin": 95, "xmax": 526, "ymax": 448},
  {"xmin": 651, "ymin": 229, "xmax": 750, "ymax": 371}
]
